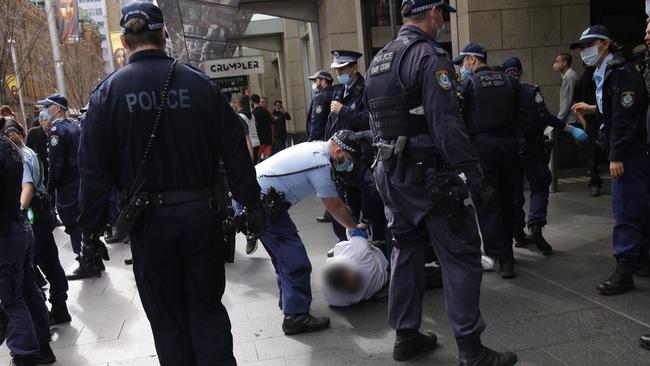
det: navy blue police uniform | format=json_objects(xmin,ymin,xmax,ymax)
[
  {"xmin": 0, "ymin": 131, "xmax": 51, "ymax": 364},
  {"xmin": 570, "ymin": 26, "xmax": 650, "ymax": 295},
  {"xmin": 77, "ymin": 3, "xmax": 261, "ymax": 365},
  {"xmin": 39, "ymin": 95, "xmax": 83, "ymax": 257},
  {"xmin": 306, "ymin": 70, "xmax": 334, "ymax": 142},
  {"xmin": 455, "ymin": 43, "xmax": 526, "ymax": 275},
  {"xmin": 366, "ymin": 22, "xmax": 488, "ymax": 352}
]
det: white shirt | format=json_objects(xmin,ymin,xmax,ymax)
[
  {"xmin": 594, "ymin": 53, "xmax": 614, "ymax": 114},
  {"xmin": 239, "ymin": 112, "xmax": 260, "ymax": 147},
  {"xmin": 322, "ymin": 237, "xmax": 389, "ymax": 307}
]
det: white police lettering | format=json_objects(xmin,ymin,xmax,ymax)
[
  {"xmin": 369, "ymin": 52, "xmax": 395, "ymax": 76},
  {"xmin": 479, "ymin": 73, "xmax": 506, "ymax": 88},
  {"xmin": 125, "ymin": 89, "xmax": 191, "ymax": 113}
]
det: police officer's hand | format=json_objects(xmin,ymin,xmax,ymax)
[
  {"xmin": 566, "ymin": 125, "xmax": 589, "ymax": 143},
  {"xmin": 331, "ymin": 101, "xmax": 343, "ymax": 113},
  {"xmin": 244, "ymin": 206, "xmax": 266, "ymax": 239},
  {"xmin": 571, "ymin": 102, "xmax": 597, "ymax": 116},
  {"xmin": 610, "ymin": 161, "xmax": 624, "ymax": 179}
]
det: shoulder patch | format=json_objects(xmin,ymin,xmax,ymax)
[
  {"xmin": 436, "ymin": 70, "xmax": 452, "ymax": 90},
  {"xmin": 621, "ymin": 91, "xmax": 635, "ymax": 108},
  {"xmin": 315, "ymin": 105, "xmax": 323, "ymax": 114},
  {"xmin": 50, "ymin": 135, "xmax": 59, "ymax": 147},
  {"xmin": 535, "ymin": 91, "xmax": 544, "ymax": 104},
  {"xmin": 51, "ymin": 126, "xmax": 57, "ymax": 132}
]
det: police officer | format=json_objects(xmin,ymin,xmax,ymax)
[
  {"xmin": 454, "ymin": 42, "xmax": 528, "ymax": 278},
  {"xmin": 0, "ymin": 121, "xmax": 55, "ymax": 366},
  {"xmin": 325, "ymin": 50, "xmax": 370, "ymax": 138},
  {"xmin": 571, "ymin": 25, "xmax": 650, "ymax": 296},
  {"xmin": 501, "ymin": 57, "xmax": 588, "ymax": 255},
  {"xmin": 306, "ymin": 70, "xmax": 335, "ymax": 142},
  {"xmin": 253, "ymin": 140, "xmax": 367, "ymax": 334},
  {"xmin": 365, "ymin": 1, "xmax": 517, "ymax": 364},
  {"xmin": 77, "ymin": 3, "xmax": 263, "ymax": 365},
  {"xmin": 37, "ymin": 94, "xmax": 94, "ymax": 280}
]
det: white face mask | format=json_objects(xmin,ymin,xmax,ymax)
[
  {"xmin": 311, "ymin": 82, "xmax": 318, "ymax": 91},
  {"xmin": 580, "ymin": 45, "xmax": 601, "ymax": 67}
]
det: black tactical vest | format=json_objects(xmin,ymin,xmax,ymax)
[
  {"xmin": 365, "ymin": 34, "xmax": 431, "ymax": 140},
  {"xmin": 464, "ymin": 70, "xmax": 517, "ymax": 135}
]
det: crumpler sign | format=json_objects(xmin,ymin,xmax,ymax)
[{"xmin": 204, "ymin": 56, "xmax": 265, "ymax": 78}]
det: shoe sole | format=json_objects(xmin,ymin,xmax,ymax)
[
  {"xmin": 598, "ymin": 285, "xmax": 634, "ymax": 296},
  {"xmin": 283, "ymin": 322, "xmax": 330, "ymax": 335}
]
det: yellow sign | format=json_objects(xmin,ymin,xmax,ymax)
[{"xmin": 110, "ymin": 32, "xmax": 122, "ymax": 53}]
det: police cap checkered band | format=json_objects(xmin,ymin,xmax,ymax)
[
  {"xmin": 460, "ymin": 52, "xmax": 486, "ymax": 58},
  {"xmin": 401, "ymin": 0, "xmax": 456, "ymax": 17},
  {"xmin": 332, "ymin": 133, "xmax": 357, "ymax": 153},
  {"xmin": 569, "ymin": 25, "xmax": 611, "ymax": 49}
]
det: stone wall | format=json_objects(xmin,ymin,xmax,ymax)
[
  {"xmin": 317, "ymin": 0, "xmax": 366, "ymax": 73},
  {"xmin": 452, "ymin": 0, "xmax": 590, "ymax": 114}
]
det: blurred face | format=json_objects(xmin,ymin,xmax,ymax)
[
  {"xmin": 578, "ymin": 39, "xmax": 608, "ymax": 67},
  {"xmin": 335, "ymin": 64, "xmax": 356, "ymax": 78},
  {"xmin": 47, "ymin": 104, "xmax": 63, "ymax": 119},
  {"xmin": 645, "ymin": 22, "xmax": 650, "ymax": 49},
  {"xmin": 552, "ymin": 56, "xmax": 566, "ymax": 72},
  {"xmin": 4, "ymin": 129, "xmax": 22, "ymax": 146},
  {"xmin": 40, "ymin": 116, "xmax": 52, "ymax": 133},
  {"xmin": 260, "ymin": 99, "xmax": 268, "ymax": 109},
  {"xmin": 461, "ymin": 55, "xmax": 479, "ymax": 73}
]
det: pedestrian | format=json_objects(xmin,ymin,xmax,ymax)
[
  {"xmin": 454, "ymin": 42, "xmax": 523, "ymax": 279},
  {"xmin": 253, "ymin": 140, "xmax": 368, "ymax": 334},
  {"xmin": 306, "ymin": 70, "xmax": 334, "ymax": 142},
  {"xmin": 235, "ymin": 95, "xmax": 258, "ymax": 161},
  {"xmin": 251, "ymin": 94, "xmax": 273, "ymax": 161},
  {"xmin": 571, "ymin": 25, "xmax": 650, "ymax": 296},
  {"xmin": 554, "ymin": 53, "xmax": 578, "ymax": 125},
  {"xmin": 37, "ymin": 93, "xmax": 98, "ymax": 280},
  {"xmin": 365, "ymin": 1, "xmax": 517, "ymax": 364},
  {"xmin": 76, "ymin": 3, "xmax": 264, "ymax": 364},
  {"xmin": 0, "ymin": 119, "xmax": 55, "ymax": 366},
  {"xmin": 272, "ymin": 100, "xmax": 290, "ymax": 154},
  {"xmin": 502, "ymin": 57, "xmax": 588, "ymax": 255},
  {"xmin": 25, "ymin": 111, "xmax": 50, "ymax": 187},
  {"xmin": 3, "ymin": 118, "xmax": 71, "ymax": 325}
]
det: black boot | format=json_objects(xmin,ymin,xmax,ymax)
[
  {"xmin": 513, "ymin": 228, "xmax": 527, "ymax": 248},
  {"xmin": 10, "ymin": 357, "xmax": 37, "ymax": 366},
  {"xmin": 49, "ymin": 301, "xmax": 71, "ymax": 325},
  {"xmin": 282, "ymin": 314, "xmax": 330, "ymax": 335},
  {"xmin": 641, "ymin": 334, "xmax": 650, "ymax": 350},
  {"xmin": 634, "ymin": 253, "xmax": 650, "ymax": 277},
  {"xmin": 65, "ymin": 258, "xmax": 100, "ymax": 280},
  {"xmin": 457, "ymin": 335, "xmax": 517, "ymax": 366},
  {"xmin": 597, "ymin": 257, "xmax": 635, "ymax": 295},
  {"xmin": 37, "ymin": 343, "xmax": 56, "ymax": 364},
  {"xmin": 392, "ymin": 330, "xmax": 438, "ymax": 361},
  {"xmin": 316, "ymin": 210, "xmax": 332, "ymax": 223},
  {"xmin": 526, "ymin": 224, "xmax": 552, "ymax": 255},
  {"xmin": 497, "ymin": 258, "xmax": 515, "ymax": 279}
]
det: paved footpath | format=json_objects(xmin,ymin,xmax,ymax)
[{"xmin": 1, "ymin": 174, "xmax": 649, "ymax": 365}]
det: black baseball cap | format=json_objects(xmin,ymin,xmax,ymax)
[
  {"xmin": 401, "ymin": 0, "xmax": 456, "ymax": 17},
  {"xmin": 308, "ymin": 70, "xmax": 334, "ymax": 82},
  {"xmin": 37, "ymin": 93, "xmax": 68, "ymax": 111},
  {"xmin": 120, "ymin": 2, "xmax": 165, "ymax": 34},
  {"xmin": 501, "ymin": 57, "xmax": 523, "ymax": 75},
  {"xmin": 453, "ymin": 42, "xmax": 488, "ymax": 65},
  {"xmin": 569, "ymin": 25, "xmax": 610, "ymax": 50}
]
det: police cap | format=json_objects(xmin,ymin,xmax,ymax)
[
  {"xmin": 453, "ymin": 42, "xmax": 487, "ymax": 65},
  {"xmin": 501, "ymin": 57, "xmax": 523, "ymax": 76},
  {"xmin": 37, "ymin": 93, "xmax": 68, "ymax": 111},
  {"xmin": 401, "ymin": 0, "xmax": 456, "ymax": 17},
  {"xmin": 569, "ymin": 25, "xmax": 610, "ymax": 50},
  {"xmin": 331, "ymin": 50, "xmax": 363, "ymax": 69},
  {"xmin": 331, "ymin": 130, "xmax": 361, "ymax": 157},
  {"xmin": 120, "ymin": 2, "xmax": 165, "ymax": 34},
  {"xmin": 308, "ymin": 70, "xmax": 334, "ymax": 82}
]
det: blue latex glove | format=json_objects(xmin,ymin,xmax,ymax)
[
  {"xmin": 567, "ymin": 125, "xmax": 588, "ymax": 143},
  {"xmin": 347, "ymin": 228, "xmax": 369, "ymax": 239}
]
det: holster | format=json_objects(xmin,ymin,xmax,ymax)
[
  {"xmin": 261, "ymin": 187, "xmax": 287, "ymax": 222},
  {"xmin": 115, "ymin": 191, "xmax": 150, "ymax": 237},
  {"xmin": 374, "ymin": 142, "xmax": 396, "ymax": 173}
]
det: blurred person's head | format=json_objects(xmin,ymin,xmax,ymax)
[
  {"xmin": 501, "ymin": 57, "xmax": 522, "ymax": 80},
  {"xmin": 250, "ymin": 94, "xmax": 261, "ymax": 106},
  {"xmin": 401, "ymin": 0, "xmax": 455, "ymax": 42},
  {"xmin": 113, "ymin": 48, "xmax": 127, "ymax": 69},
  {"xmin": 0, "ymin": 105, "xmax": 16, "ymax": 118},
  {"xmin": 570, "ymin": 25, "xmax": 619, "ymax": 68},
  {"xmin": 1, "ymin": 117, "xmax": 25, "ymax": 146},
  {"xmin": 553, "ymin": 53, "xmax": 572, "ymax": 73},
  {"xmin": 119, "ymin": 3, "xmax": 166, "ymax": 53},
  {"xmin": 37, "ymin": 93, "xmax": 68, "ymax": 122},
  {"xmin": 39, "ymin": 110, "xmax": 53, "ymax": 133},
  {"xmin": 260, "ymin": 97, "xmax": 269, "ymax": 110},
  {"xmin": 453, "ymin": 42, "xmax": 487, "ymax": 75},
  {"xmin": 645, "ymin": 19, "xmax": 650, "ymax": 50},
  {"xmin": 274, "ymin": 100, "xmax": 283, "ymax": 111},
  {"xmin": 308, "ymin": 70, "xmax": 334, "ymax": 91},
  {"xmin": 235, "ymin": 96, "xmax": 250, "ymax": 113},
  {"xmin": 324, "ymin": 262, "xmax": 362, "ymax": 295},
  {"xmin": 331, "ymin": 50, "xmax": 363, "ymax": 86},
  {"xmin": 327, "ymin": 130, "xmax": 359, "ymax": 173}
]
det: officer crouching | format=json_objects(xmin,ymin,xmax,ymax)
[
  {"xmin": 365, "ymin": 1, "xmax": 517, "ymax": 365},
  {"xmin": 76, "ymin": 3, "xmax": 264, "ymax": 365}
]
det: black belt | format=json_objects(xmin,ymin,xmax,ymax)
[{"xmin": 148, "ymin": 189, "xmax": 213, "ymax": 207}]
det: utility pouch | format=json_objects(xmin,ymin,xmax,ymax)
[
  {"xmin": 261, "ymin": 187, "xmax": 286, "ymax": 222},
  {"xmin": 115, "ymin": 192, "xmax": 150, "ymax": 236},
  {"xmin": 375, "ymin": 143, "xmax": 396, "ymax": 173}
]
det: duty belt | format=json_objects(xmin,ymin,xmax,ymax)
[{"xmin": 118, "ymin": 188, "xmax": 218, "ymax": 208}]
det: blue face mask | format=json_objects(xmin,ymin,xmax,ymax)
[
  {"xmin": 334, "ymin": 159, "xmax": 354, "ymax": 173},
  {"xmin": 460, "ymin": 67, "xmax": 471, "ymax": 79},
  {"xmin": 41, "ymin": 108, "xmax": 51, "ymax": 121},
  {"xmin": 338, "ymin": 73, "xmax": 351, "ymax": 86}
]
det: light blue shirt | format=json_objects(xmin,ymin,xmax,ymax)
[
  {"xmin": 593, "ymin": 53, "xmax": 614, "ymax": 114},
  {"xmin": 20, "ymin": 145, "xmax": 46, "ymax": 193},
  {"xmin": 256, "ymin": 142, "xmax": 338, "ymax": 205}
]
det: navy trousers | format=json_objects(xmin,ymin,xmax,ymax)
[
  {"xmin": 513, "ymin": 155, "xmax": 552, "ymax": 230},
  {"xmin": 388, "ymin": 203, "xmax": 486, "ymax": 338},
  {"xmin": 131, "ymin": 202, "xmax": 236, "ymax": 366},
  {"xmin": 32, "ymin": 213, "xmax": 68, "ymax": 304},
  {"xmin": 0, "ymin": 221, "xmax": 51, "ymax": 357},
  {"xmin": 55, "ymin": 182, "xmax": 82, "ymax": 255},
  {"xmin": 259, "ymin": 209, "xmax": 312, "ymax": 315},
  {"xmin": 611, "ymin": 150, "xmax": 650, "ymax": 258},
  {"xmin": 472, "ymin": 134, "xmax": 518, "ymax": 260}
]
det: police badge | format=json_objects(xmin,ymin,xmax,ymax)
[
  {"xmin": 50, "ymin": 135, "xmax": 59, "ymax": 147},
  {"xmin": 436, "ymin": 70, "xmax": 452, "ymax": 90},
  {"xmin": 621, "ymin": 91, "xmax": 635, "ymax": 108},
  {"xmin": 316, "ymin": 105, "xmax": 323, "ymax": 114},
  {"xmin": 535, "ymin": 92, "xmax": 544, "ymax": 103}
]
